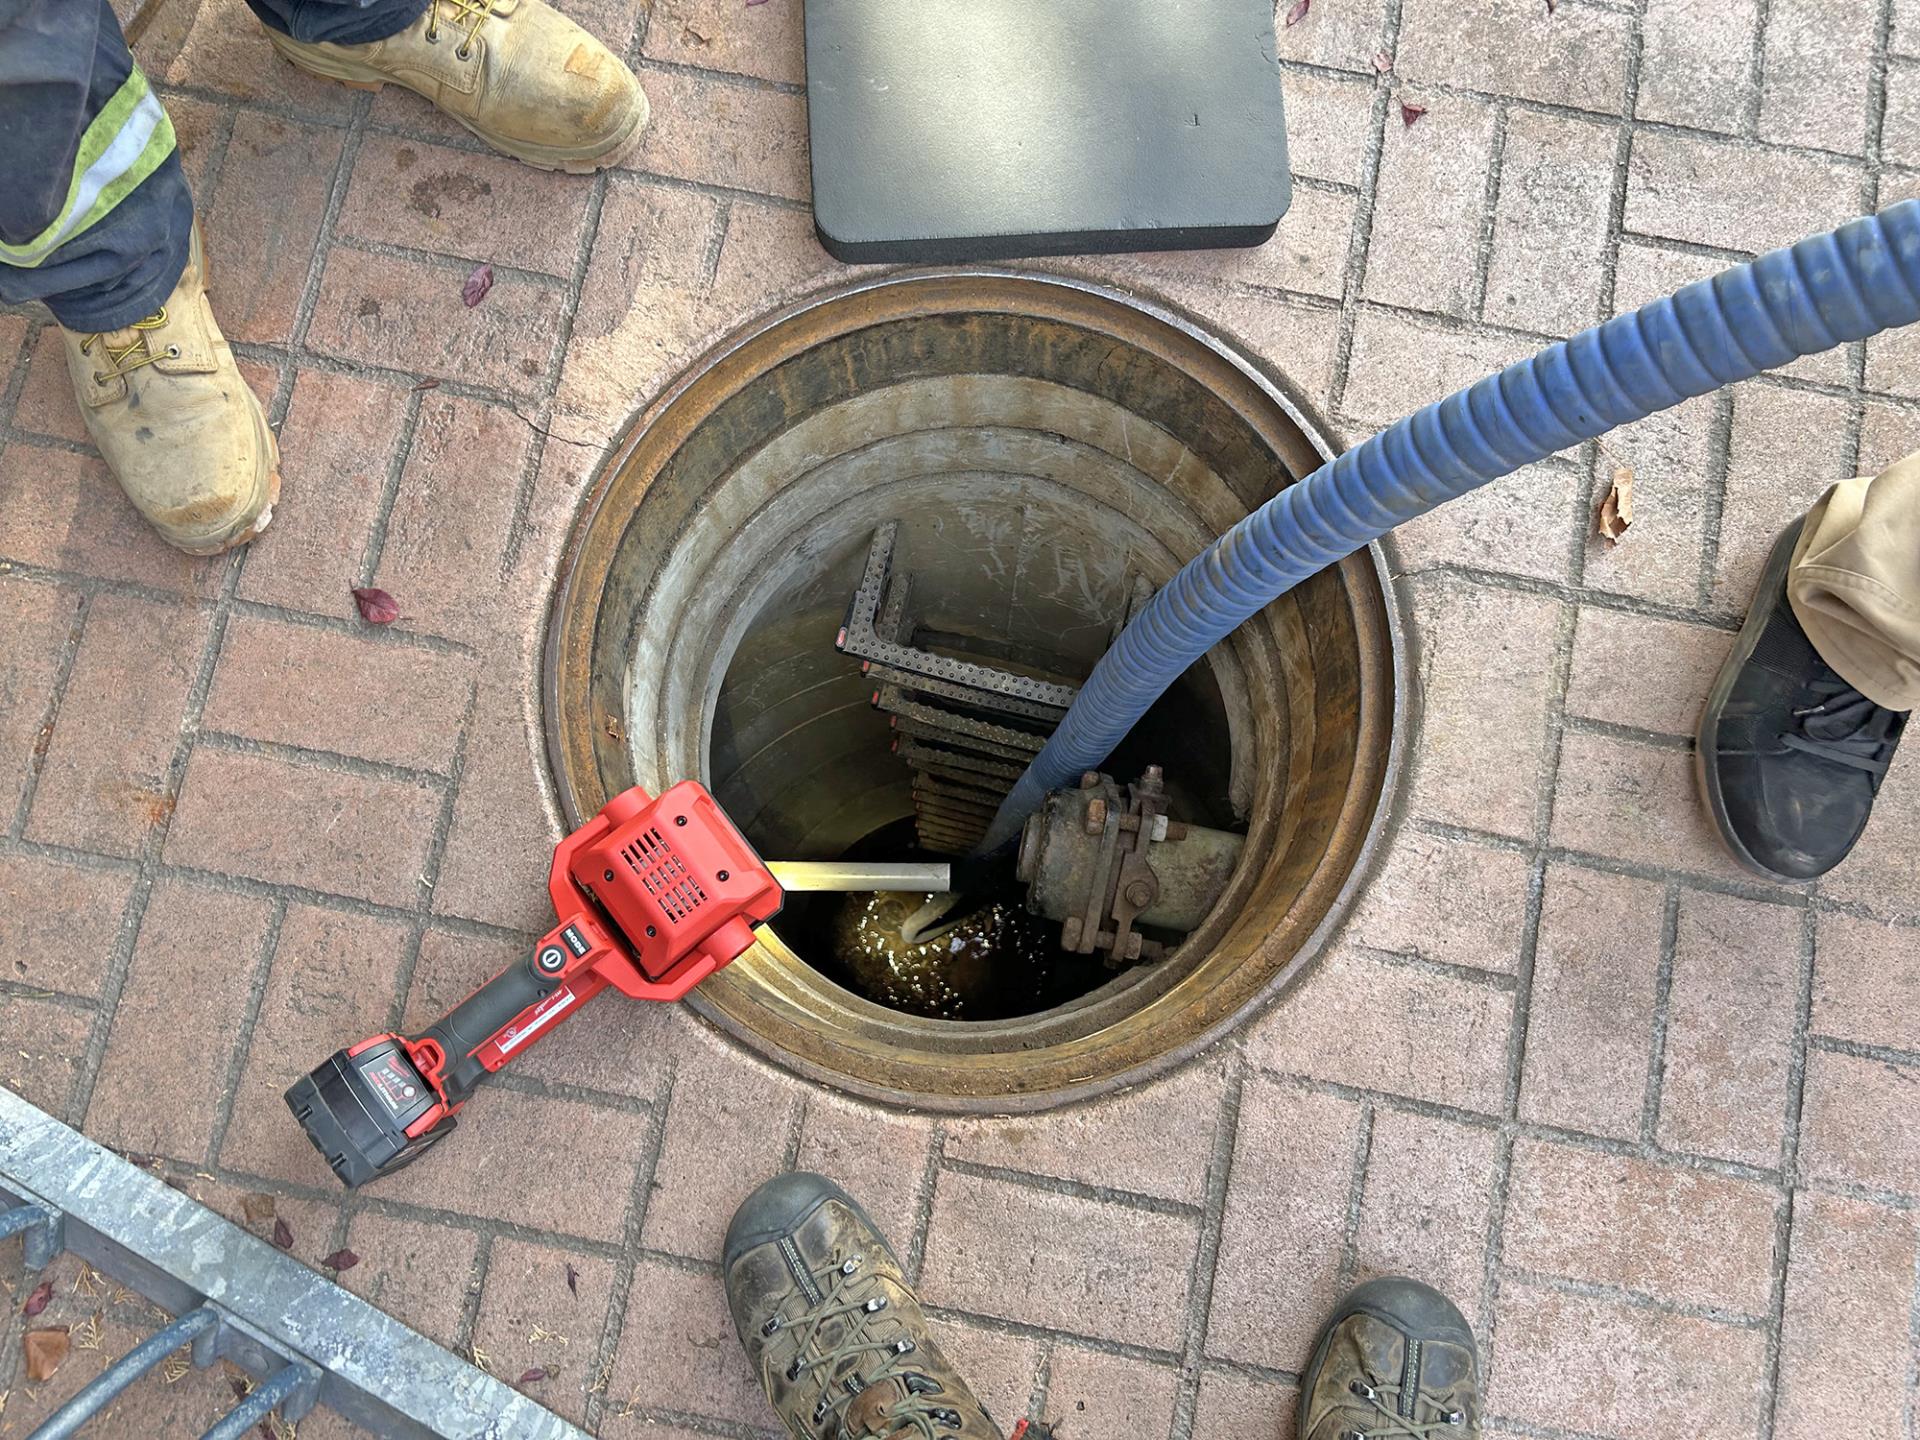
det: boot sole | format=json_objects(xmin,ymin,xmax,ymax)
[
  {"xmin": 1692, "ymin": 518, "xmax": 1808, "ymax": 881},
  {"xmin": 267, "ymin": 34, "xmax": 649, "ymax": 174}
]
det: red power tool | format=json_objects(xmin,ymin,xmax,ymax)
[{"xmin": 287, "ymin": 783, "xmax": 783, "ymax": 1188}]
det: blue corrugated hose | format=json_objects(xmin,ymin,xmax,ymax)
[{"xmin": 979, "ymin": 199, "xmax": 1920, "ymax": 852}]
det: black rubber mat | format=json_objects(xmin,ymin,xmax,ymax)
[{"xmin": 803, "ymin": 0, "xmax": 1292, "ymax": 264}]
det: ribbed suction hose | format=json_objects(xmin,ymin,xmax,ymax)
[{"xmin": 980, "ymin": 201, "xmax": 1920, "ymax": 853}]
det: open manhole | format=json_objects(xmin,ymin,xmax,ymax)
[{"xmin": 544, "ymin": 273, "xmax": 1404, "ymax": 1111}]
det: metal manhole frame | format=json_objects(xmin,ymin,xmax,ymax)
[{"xmin": 541, "ymin": 269, "xmax": 1409, "ymax": 1114}]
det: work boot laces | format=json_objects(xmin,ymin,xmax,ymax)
[
  {"xmin": 1781, "ymin": 673, "xmax": 1905, "ymax": 781},
  {"xmin": 79, "ymin": 309, "xmax": 176, "ymax": 385},
  {"xmin": 423, "ymin": 0, "xmax": 498, "ymax": 58},
  {"xmin": 771, "ymin": 1250, "xmax": 965, "ymax": 1438},
  {"xmin": 1335, "ymin": 1372, "xmax": 1470, "ymax": 1440}
]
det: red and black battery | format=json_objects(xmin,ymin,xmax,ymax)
[{"xmin": 286, "ymin": 782, "xmax": 783, "ymax": 1188}]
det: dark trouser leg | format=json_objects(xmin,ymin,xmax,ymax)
[
  {"xmin": 0, "ymin": 0, "xmax": 191, "ymax": 332},
  {"xmin": 244, "ymin": 0, "xmax": 429, "ymax": 45}
]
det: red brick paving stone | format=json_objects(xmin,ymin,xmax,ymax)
[
  {"xmin": 1483, "ymin": 111, "xmax": 1617, "ymax": 338},
  {"xmin": 399, "ymin": 926, "xmax": 680, "ymax": 1101},
  {"xmin": 13, "ymin": 326, "xmax": 89, "ymax": 443},
  {"xmin": 1206, "ymin": 1079, "xmax": 1364, "ymax": 1369},
  {"xmin": 1814, "ymin": 910, "xmax": 1920, "ymax": 1051},
  {"xmin": 164, "ymin": 747, "xmax": 442, "ymax": 908},
  {"xmin": 1566, "ymin": 608, "xmax": 1733, "ymax": 738},
  {"xmin": 1399, "ymin": 0, "xmax": 1631, "ymax": 112},
  {"xmin": 234, "ymin": 369, "xmax": 410, "ymax": 614},
  {"xmin": 1360, "ymin": 91, "xmax": 1496, "ymax": 319},
  {"xmin": 793, "ymin": 1093, "xmax": 934, "ymax": 1249},
  {"xmin": 1885, "ymin": 61, "xmax": 1920, "ymax": 168},
  {"xmin": 1041, "ymin": 1344, "xmax": 1179, "ymax": 1440},
  {"xmin": 1798, "ymin": 1047, "xmax": 1920, "ymax": 1194},
  {"xmin": 23, "ymin": 593, "xmax": 208, "ymax": 858},
  {"xmin": 1860, "ymin": 397, "xmax": 1920, "ymax": 475},
  {"xmin": 930, "ymin": 1319, "xmax": 1040, "ymax": 1430},
  {"xmin": 1249, "ymin": 944, "xmax": 1514, "ymax": 1113},
  {"xmin": 624, "ymin": 66, "xmax": 811, "ymax": 202},
  {"xmin": 1579, "ymin": 395, "xmax": 1717, "ymax": 609},
  {"xmin": 1352, "ymin": 1109, "xmax": 1498, "ymax": 1327},
  {"xmin": 1657, "ymin": 892, "xmax": 1802, "ymax": 1169},
  {"xmin": 200, "ymin": 111, "xmax": 343, "ymax": 345},
  {"xmin": 430, "ymin": 663, "xmax": 565, "ymax": 932},
  {"xmin": 0, "ymin": 997, "xmax": 93, "ymax": 1123},
  {"xmin": 219, "ymin": 905, "xmax": 412, "ymax": 1187},
  {"xmin": 1759, "ymin": 0, "xmax": 1879, "ymax": 156},
  {"xmin": 1548, "ymin": 731, "xmax": 1753, "ymax": 882},
  {"xmin": 0, "ymin": 444, "xmax": 225, "ymax": 596},
  {"xmin": 471, "ymin": 1237, "xmax": 615, "ymax": 1426},
  {"xmin": 918, "ymin": 1170, "xmax": 1198, "ymax": 1351},
  {"xmin": 0, "ymin": 310, "xmax": 25, "ymax": 393},
  {"xmin": 643, "ymin": 0, "xmax": 806, "ymax": 85},
  {"xmin": 1345, "ymin": 829, "xmax": 1534, "ymax": 975},
  {"xmin": 1278, "ymin": 70, "xmax": 1375, "ymax": 187},
  {"xmin": 157, "ymin": 91, "xmax": 227, "ymax": 197},
  {"xmin": 1868, "ymin": 321, "xmax": 1920, "ymax": 402},
  {"xmin": 336, "ymin": 1210, "xmax": 481, "ymax": 1349},
  {"xmin": 640, "ymin": 1038, "xmax": 802, "ymax": 1261},
  {"xmin": 1518, "ymin": 867, "xmax": 1664, "ymax": 1141},
  {"xmin": 368, "ymin": 392, "xmax": 535, "ymax": 645},
  {"xmin": 1274, "ymin": 0, "xmax": 1391, "ymax": 73},
  {"xmin": 1821, "ymin": 762, "xmax": 1920, "ymax": 923},
  {"xmin": 1199, "ymin": 290, "xmax": 1344, "ymax": 419},
  {"xmin": 202, "ymin": 614, "xmax": 474, "ymax": 773},
  {"xmin": 1636, "ymin": 0, "xmax": 1759, "ymax": 135},
  {"xmin": 555, "ymin": 178, "xmax": 717, "ymax": 431},
  {"xmin": 1625, "ymin": 130, "xmax": 1863, "ymax": 256},
  {"xmin": 1339, "ymin": 309, "xmax": 1536, "ymax": 429},
  {"xmin": 1773, "ymin": 1191, "xmax": 1920, "ymax": 1440},
  {"xmin": 704, "ymin": 197, "xmax": 844, "ymax": 316},
  {"xmin": 373, "ymin": 1086, "xmax": 651, "ymax": 1241},
  {"xmin": 945, "ymin": 1059, "xmax": 1227, "ymax": 1207},
  {"xmin": 1389, "ymin": 458, "xmax": 1584, "ymax": 585},
  {"xmin": 1194, "ymin": 1369, "xmax": 1299, "ymax": 1440},
  {"xmin": 601, "ymin": 1256, "xmax": 771, "ymax": 1431},
  {"xmin": 1400, "ymin": 576, "xmax": 1562, "ymax": 840},
  {"xmin": 0, "ymin": 853, "xmax": 134, "ymax": 999},
  {"xmin": 336, "ymin": 135, "xmax": 597, "ymax": 277},
  {"xmin": 1713, "ymin": 384, "xmax": 1854, "ymax": 613},
  {"xmin": 1502, "ymin": 1140, "xmax": 1779, "ymax": 1315},
  {"xmin": 0, "ymin": 576, "xmax": 80, "ymax": 817},
  {"xmin": 306, "ymin": 247, "xmax": 566, "ymax": 398},
  {"xmin": 85, "ymin": 879, "xmax": 274, "ymax": 1162},
  {"xmin": 160, "ymin": 0, "xmax": 360, "ymax": 117},
  {"xmin": 1096, "ymin": 188, "xmax": 1355, "ymax": 305},
  {"xmin": 1486, "ymin": 1282, "xmax": 1767, "ymax": 1440}
]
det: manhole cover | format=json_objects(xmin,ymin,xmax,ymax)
[{"xmin": 544, "ymin": 272, "xmax": 1405, "ymax": 1111}]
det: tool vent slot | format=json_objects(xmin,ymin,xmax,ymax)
[{"xmin": 621, "ymin": 829, "xmax": 709, "ymax": 922}]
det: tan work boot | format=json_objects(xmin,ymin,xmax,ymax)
[
  {"xmin": 266, "ymin": 0, "xmax": 648, "ymax": 174},
  {"xmin": 59, "ymin": 230, "xmax": 279, "ymax": 557}
]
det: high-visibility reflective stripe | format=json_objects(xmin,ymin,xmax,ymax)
[{"xmin": 0, "ymin": 67, "xmax": 177, "ymax": 269}]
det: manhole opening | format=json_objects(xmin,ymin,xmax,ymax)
[{"xmin": 545, "ymin": 274, "xmax": 1404, "ymax": 1111}]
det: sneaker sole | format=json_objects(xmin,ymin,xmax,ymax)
[
  {"xmin": 1692, "ymin": 517, "xmax": 1808, "ymax": 882},
  {"xmin": 267, "ymin": 34, "xmax": 649, "ymax": 174}
]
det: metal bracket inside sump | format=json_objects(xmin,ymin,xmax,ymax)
[{"xmin": 0, "ymin": 1086, "xmax": 586, "ymax": 1440}]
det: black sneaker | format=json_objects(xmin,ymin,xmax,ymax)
[
  {"xmin": 1697, "ymin": 518, "xmax": 1908, "ymax": 881},
  {"xmin": 724, "ymin": 1173, "xmax": 1002, "ymax": 1439},
  {"xmin": 1300, "ymin": 1277, "xmax": 1479, "ymax": 1439}
]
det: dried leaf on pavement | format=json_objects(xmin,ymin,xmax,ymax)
[
  {"xmin": 462, "ymin": 263, "xmax": 494, "ymax": 308},
  {"xmin": 271, "ymin": 1218, "xmax": 294, "ymax": 1251},
  {"xmin": 1597, "ymin": 467, "xmax": 1635, "ymax": 545},
  {"xmin": 564, "ymin": 1263, "xmax": 580, "ymax": 1298},
  {"xmin": 1284, "ymin": 0, "xmax": 1310, "ymax": 24},
  {"xmin": 21, "ymin": 1282, "xmax": 52, "ymax": 1318},
  {"xmin": 1400, "ymin": 101, "xmax": 1428, "ymax": 127},
  {"xmin": 242, "ymin": 1193, "xmax": 277, "ymax": 1226},
  {"xmin": 24, "ymin": 1328, "xmax": 70, "ymax": 1382},
  {"xmin": 350, "ymin": 587, "xmax": 400, "ymax": 625},
  {"xmin": 1373, "ymin": 50, "xmax": 1393, "ymax": 72},
  {"xmin": 320, "ymin": 1249, "xmax": 360, "ymax": 1273},
  {"xmin": 518, "ymin": 1368, "xmax": 549, "ymax": 1385},
  {"xmin": 73, "ymin": 1312, "xmax": 103, "ymax": 1350}
]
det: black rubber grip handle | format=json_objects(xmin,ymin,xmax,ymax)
[{"xmin": 417, "ymin": 948, "xmax": 562, "ymax": 1105}]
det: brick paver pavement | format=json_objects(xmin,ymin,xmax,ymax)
[{"xmin": 3, "ymin": 0, "xmax": 1918, "ymax": 1435}]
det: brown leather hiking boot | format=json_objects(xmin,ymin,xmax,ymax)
[
  {"xmin": 1300, "ymin": 1278, "xmax": 1480, "ymax": 1440},
  {"xmin": 725, "ymin": 1174, "xmax": 1003, "ymax": 1439},
  {"xmin": 57, "ymin": 228, "xmax": 279, "ymax": 556},
  {"xmin": 265, "ymin": 0, "xmax": 648, "ymax": 174}
]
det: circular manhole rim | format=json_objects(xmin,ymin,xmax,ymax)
[{"xmin": 543, "ymin": 269, "xmax": 1409, "ymax": 1114}]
